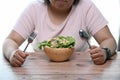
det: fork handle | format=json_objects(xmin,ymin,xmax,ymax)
[{"xmin": 23, "ymin": 42, "xmax": 30, "ymax": 52}]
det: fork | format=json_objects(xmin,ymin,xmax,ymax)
[{"xmin": 23, "ymin": 32, "xmax": 37, "ymax": 52}]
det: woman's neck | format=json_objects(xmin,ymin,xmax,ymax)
[
  {"xmin": 48, "ymin": 4, "xmax": 72, "ymax": 16},
  {"xmin": 47, "ymin": 4, "xmax": 73, "ymax": 25}
]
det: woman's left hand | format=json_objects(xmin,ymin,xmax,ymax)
[{"xmin": 88, "ymin": 46, "xmax": 107, "ymax": 65}]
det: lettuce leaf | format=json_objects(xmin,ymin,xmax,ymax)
[{"xmin": 38, "ymin": 36, "xmax": 75, "ymax": 49}]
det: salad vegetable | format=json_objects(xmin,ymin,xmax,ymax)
[{"xmin": 38, "ymin": 36, "xmax": 75, "ymax": 49}]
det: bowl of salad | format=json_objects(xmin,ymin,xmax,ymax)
[{"xmin": 38, "ymin": 36, "xmax": 75, "ymax": 62}]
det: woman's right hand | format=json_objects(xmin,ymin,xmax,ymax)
[{"xmin": 10, "ymin": 50, "xmax": 29, "ymax": 67}]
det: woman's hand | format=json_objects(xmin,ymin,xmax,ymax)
[
  {"xmin": 88, "ymin": 46, "xmax": 107, "ymax": 65},
  {"xmin": 10, "ymin": 50, "xmax": 29, "ymax": 67}
]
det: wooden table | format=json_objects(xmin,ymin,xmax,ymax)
[{"xmin": 0, "ymin": 51, "xmax": 120, "ymax": 80}]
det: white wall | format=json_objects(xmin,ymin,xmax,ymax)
[{"xmin": 0, "ymin": 0, "xmax": 119, "ymax": 52}]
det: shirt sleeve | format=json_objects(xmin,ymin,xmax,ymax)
[
  {"xmin": 85, "ymin": 2, "xmax": 108, "ymax": 36},
  {"xmin": 13, "ymin": 1, "xmax": 36, "ymax": 39}
]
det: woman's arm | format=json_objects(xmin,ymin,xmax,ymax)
[
  {"xmin": 89, "ymin": 25, "xmax": 117, "ymax": 65},
  {"xmin": 94, "ymin": 25, "xmax": 117, "ymax": 55},
  {"xmin": 2, "ymin": 30, "xmax": 29, "ymax": 67}
]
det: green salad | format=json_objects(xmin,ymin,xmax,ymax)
[{"xmin": 38, "ymin": 36, "xmax": 75, "ymax": 49}]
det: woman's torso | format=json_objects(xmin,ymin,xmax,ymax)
[{"xmin": 13, "ymin": 0, "xmax": 108, "ymax": 52}]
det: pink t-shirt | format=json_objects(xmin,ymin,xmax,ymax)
[{"xmin": 13, "ymin": 0, "xmax": 108, "ymax": 51}]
